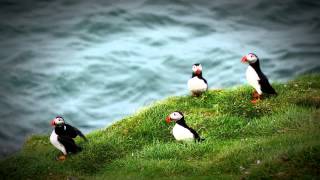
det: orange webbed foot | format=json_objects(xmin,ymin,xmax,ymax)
[
  {"xmin": 56, "ymin": 155, "xmax": 67, "ymax": 161},
  {"xmin": 251, "ymin": 99, "xmax": 259, "ymax": 104}
]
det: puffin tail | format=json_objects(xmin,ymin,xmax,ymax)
[{"xmin": 269, "ymin": 89, "xmax": 277, "ymax": 96}]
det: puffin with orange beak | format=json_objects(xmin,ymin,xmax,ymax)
[
  {"xmin": 166, "ymin": 111, "xmax": 204, "ymax": 142},
  {"xmin": 241, "ymin": 53, "xmax": 277, "ymax": 103},
  {"xmin": 49, "ymin": 116, "xmax": 87, "ymax": 161},
  {"xmin": 187, "ymin": 63, "xmax": 208, "ymax": 97}
]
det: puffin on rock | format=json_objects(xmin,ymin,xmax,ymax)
[
  {"xmin": 50, "ymin": 116, "xmax": 87, "ymax": 161},
  {"xmin": 187, "ymin": 63, "xmax": 208, "ymax": 97},
  {"xmin": 241, "ymin": 53, "xmax": 277, "ymax": 103},
  {"xmin": 166, "ymin": 111, "xmax": 204, "ymax": 142}
]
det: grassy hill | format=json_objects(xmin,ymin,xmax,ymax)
[{"xmin": 1, "ymin": 74, "xmax": 319, "ymax": 179}]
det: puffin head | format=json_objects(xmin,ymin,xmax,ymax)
[
  {"xmin": 166, "ymin": 111, "xmax": 184, "ymax": 124},
  {"xmin": 51, "ymin": 116, "xmax": 65, "ymax": 127},
  {"xmin": 192, "ymin": 63, "xmax": 203, "ymax": 76},
  {"xmin": 241, "ymin": 53, "xmax": 258, "ymax": 64}
]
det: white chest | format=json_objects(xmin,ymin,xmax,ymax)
[
  {"xmin": 188, "ymin": 77, "xmax": 207, "ymax": 92},
  {"xmin": 50, "ymin": 130, "xmax": 67, "ymax": 155},
  {"xmin": 172, "ymin": 124, "xmax": 194, "ymax": 141},
  {"xmin": 50, "ymin": 130, "xmax": 58, "ymax": 143},
  {"xmin": 246, "ymin": 66, "xmax": 262, "ymax": 94}
]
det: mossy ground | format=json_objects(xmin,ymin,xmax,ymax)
[{"xmin": 1, "ymin": 74, "xmax": 320, "ymax": 179}]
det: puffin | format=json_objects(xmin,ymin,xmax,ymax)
[
  {"xmin": 241, "ymin": 53, "xmax": 277, "ymax": 103},
  {"xmin": 166, "ymin": 111, "xmax": 204, "ymax": 142},
  {"xmin": 187, "ymin": 63, "xmax": 208, "ymax": 97},
  {"xmin": 50, "ymin": 116, "xmax": 87, "ymax": 161}
]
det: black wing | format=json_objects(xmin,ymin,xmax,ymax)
[
  {"xmin": 187, "ymin": 127, "xmax": 203, "ymax": 142},
  {"xmin": 202, "ymin": 77, "xmax": 208, "ymax": 85},
  {"xmin": 58, "ymin": 136, "xmax": 80, "ymax": 153},
  {"xmin": 65, "ymin": 124, "xmax": 87, "ymax": 141},
  {"xmin": 259, "ymin": 78, "xmax": 277, "ymax": 94},
  {"xmin": 74, "ymin": 127, "xmax": 87, "ymax": 141}
]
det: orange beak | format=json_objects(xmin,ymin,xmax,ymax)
[
  {"xmin": 165, "ymin": 116, "xmax": 171, "ymax": 124},
  {"xmin": 50, "ymin": 119, "xmax": 55, "ymax": 126},
  {"xmin": 241, "ymin": 56, "xmax": 247, "ymax": 63}
]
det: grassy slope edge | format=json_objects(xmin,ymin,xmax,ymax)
[{"xmin": 0, "ymin": 74, "xmax": 320, "ymax": 179}]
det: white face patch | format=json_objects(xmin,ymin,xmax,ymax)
[
  {"xmin": 169, "ymin": 112, "xmax": 183, "ymax": 121},
  {"xmin": 54, "ymin": 117, "xmax": 65, "ymax": 126},
  {"xmin": 246, "ymin": 53, "xmax": 258, "ymax": 63},
  {"xmin": 192, "ymin": 64, "xmax": 202, "ymax": 73}
]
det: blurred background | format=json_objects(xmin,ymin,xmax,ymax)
[{"xmin": 0, "ymin": 0, "xmax": 320, "ymax": 157}]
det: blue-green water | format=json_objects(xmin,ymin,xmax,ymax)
[{"xmin": 0, "ymin": 0, "xmax": 320, "ymax": 157}]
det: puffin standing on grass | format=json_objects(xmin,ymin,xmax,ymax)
[
  {"xmin": 50, "ymin": 116, "xmax": 87, "ymax": 161},
  {"xmin": 241, "ymin": 53, "xmax": 277, "ymax": 103},
  {"xmin": 166, "ymin": 111, "xmax": 204, "ymax": 142},
  {"xmin": 188, "ymin": 63, "xmax": 208, "ymax": 97}
]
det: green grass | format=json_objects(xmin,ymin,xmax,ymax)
[{"xmin": 1, "ymin": 74, "xmax": 320, "ymax": 180}]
